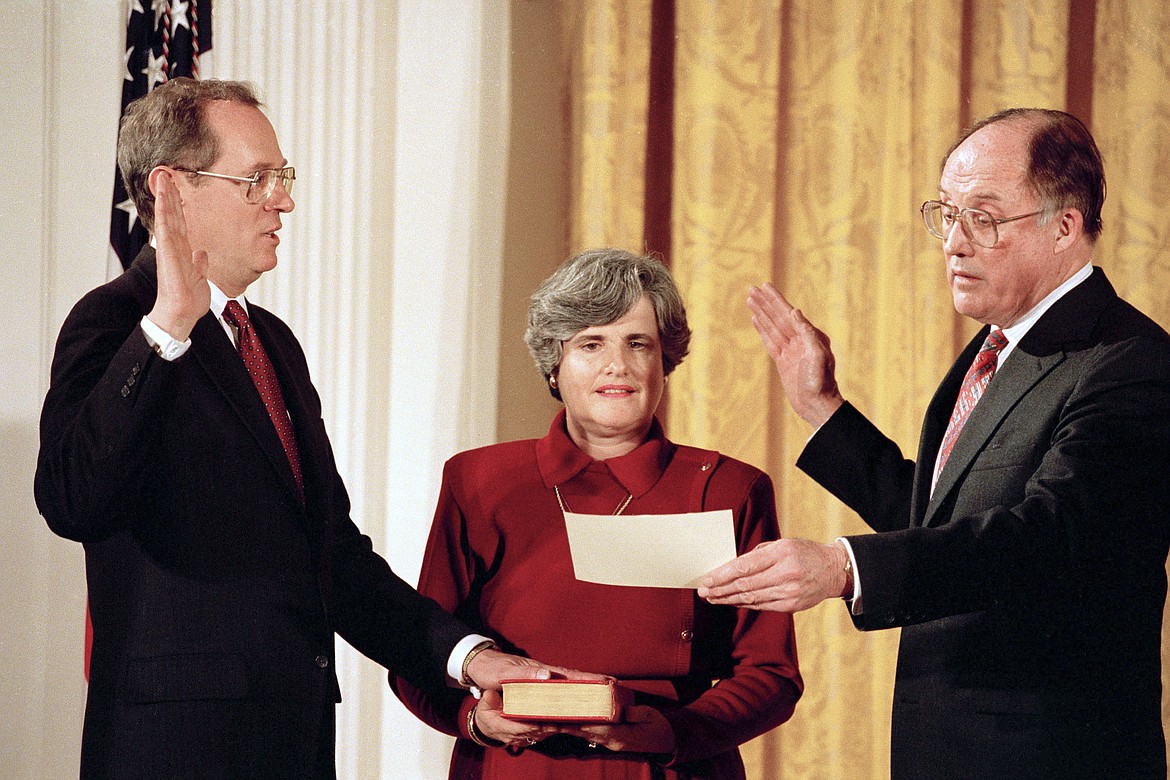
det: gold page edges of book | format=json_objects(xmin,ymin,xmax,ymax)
[{"xmin": 500, "ymin": 679, "xmax": 634, "ymax": 722}]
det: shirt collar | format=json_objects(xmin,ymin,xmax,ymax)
[
  {"xmin": 535, "ymin": 408, "xmax": 673, "ymax": 498},
  {"xmin": 208, "ymin": 280, "xmax": 247, "ymax": 321},
  {"xmin": 997, "ymin": 261, "xmax": 1093, "ymax": 365}
]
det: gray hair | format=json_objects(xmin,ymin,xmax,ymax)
[
  {"xmin": 117, "ymin": 78, "xmax": 261, "ymax": 233},
  {"xmin": 525, "ymin": 249, "xmax": 691, "ymax": 400}
]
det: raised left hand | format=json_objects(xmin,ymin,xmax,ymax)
[{"xmin": 698, "ymin": 538, "xmax": 850, "ymax": 612}]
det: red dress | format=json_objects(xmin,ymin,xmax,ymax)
[{"xmin": 394, "ymin": 412, "xmax": 802, "ymax": 779}]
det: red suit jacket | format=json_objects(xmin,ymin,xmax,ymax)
[{"xmin": 394, "ymin": 412, "xmax": 803, "ymax": 780}]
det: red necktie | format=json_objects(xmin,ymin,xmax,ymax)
[
  {"xmin": 222, "ymin": 300, "xmax": 304, "ymax": 499},
  {"xmin": 936, "ymin": 329, "xmax": 1009, "ymax": 474}
]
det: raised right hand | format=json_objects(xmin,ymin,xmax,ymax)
[
  {"xmin": 146, "ymin": 168, "xmax": 209, "ymax": 342},
  {"xmin": 746, "ymin": 283, "xmax": 844, "ymax": 428}
]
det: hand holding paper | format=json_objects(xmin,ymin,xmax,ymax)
[{"xmin": 698, "ymin": 537, "xmax": 852, "ymax": 612}]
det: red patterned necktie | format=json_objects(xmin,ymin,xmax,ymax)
[
  {"xmin": 222, "ymin": 300, "xmax": 304, "ymax": 499},
  {"xmin": 936, "ymin": 329, "xmax": 1009, "ymax": 474}
]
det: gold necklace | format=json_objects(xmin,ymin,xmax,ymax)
[{"xmin": 554, "ymin": 485, "xmax": 633, "ymax": 515}]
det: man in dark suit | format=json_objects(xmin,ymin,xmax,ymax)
[
  {"xmin": 35, "ymin": 78, "xmax": 581, "ymax": 778},
  {"xmin": 699, "ymin": 108, "xmax": 1170, "ymax": 778}
]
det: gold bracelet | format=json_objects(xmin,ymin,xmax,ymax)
[
  {"xmin": 461, "ymin": 639, "xmax": 497, "ymax": 688},
  {"xmin": 466, "ymin": 704, "xmax": 502, "ymax": 748}
]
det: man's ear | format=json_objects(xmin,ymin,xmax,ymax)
[
  {"xmin": 147, "ymin": 166, "xmax": 178, "ymax": 201},
  {"xmin": 1052, "ymin": 207, "xmax": 1084, "ymax": 254}
]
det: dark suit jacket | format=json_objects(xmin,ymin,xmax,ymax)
[
  {"xmin": 35, "ymin": 247, "xmax": 471, "ymax": 778},
  {"xmin": 797, "ymin": 268, "xmax": 1170, "ymax": 779}
]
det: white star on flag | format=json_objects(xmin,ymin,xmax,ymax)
[
  {"xmin": 170, "ymin": 0, "xmax": 191, "ymax": 34},
  {"xmin": 142, "ymin": 49, "xmax": 167, "ymax": 90},
  {"xmin": 151, "ymin": 0, "xmax": 168, "ymax": 32},
  {"xmin": 127, "ymin": 0, "xmax": 145, "ymax": 26},
  {"xmin": 115, "ymin": 198, "xmax": 140, "ymax": 234}
]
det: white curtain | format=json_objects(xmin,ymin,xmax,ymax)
[{"xmin": 210, "ymin": 2, "xmax": 510, "ymax": 777}]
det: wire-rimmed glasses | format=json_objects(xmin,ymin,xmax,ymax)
[
  {"xmin": 176, "ymin": 166, "xmax": 296, "ymax": 203},
  {"xmin": 921, "ymin": 200, "xmax": 1042, "ymax": 249}
]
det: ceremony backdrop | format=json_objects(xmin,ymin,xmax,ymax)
[
  {"xmin": 557, "ymin": 2, "xmax": 1170, "ymax": 777},
  {"xmin": 5, "ymin": 1, "xmax": 1169, "ymax": 778}
]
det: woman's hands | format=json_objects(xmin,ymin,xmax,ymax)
[
  {"xmin": 464, "ymin": 652, "xmax": 675, "ymax": 757},
  {"xmin": 473, "ymin": 698, "xmax": 675, "ymax": 758},
  {"xmin": 556, "ymin": 704, "xmax": 675, "ymax": 755},
  {"xmin": 470, "ymin": 689, "xmax": 559, "ymax": 749}
]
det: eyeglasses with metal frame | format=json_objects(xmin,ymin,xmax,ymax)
[
  {"xmin": 175, "ymin": 166, "xmax": 296, "ymax": 204},
  {"xmin": 921, "ymin": 200, "xmax": 1042, "ymax": 249}
]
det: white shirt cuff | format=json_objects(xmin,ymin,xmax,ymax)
[
  {"xmin": 447, "ymin": 633, "xmax": 495, "ymax": 686},
  {"xmin": 836, "ymin": 537, "xmax": 863, "ymax": 615},
  {"xmin": 140, "ymin": 316, "xmax": 191, "ymax": 361}
]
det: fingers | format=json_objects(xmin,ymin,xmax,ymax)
[
  {"xmin": 699, "ymin": 538, "xmax": 843, "ymax": 613},
  {"xmin": 543, "ymin": 665, "xmax": 610, "ymax": 682},
  {"xmin": 468, "ymin": 651, "xmax": 609, "ymax": 691},
  {"xmin": 698, "ymin": 541, "xmax": 798, "ymax": 609},
  {"xmin": 556, "ymin": 705, "xmax": 674, "ymax": 754},
  {"xmin": 699, "ymin": 540, "xmax": 776, "ymax": 591},
  {"xmin": 747, "ymin": 282, "xmax": 794, "ymax": 320},
  {"xmin": 747, "ymin": 284, "xmax": 795, "ymax": 350},
  {"xmin": 153, "ymin": 169, "xmax": 186, "ymax": 239},
  {"xmin": 747, "ymin": 283, "xmax": 825, "ymax": 360},
  {"xmin": 502, "ymin": 661, "xmax": 552, "ymax": 682},
  {"xmin": 479, "ymin": 688, "xmax": 503, "ymax": 709},
  {"xmin": 700, "ymin": 586, "xmax": 794, "ymax": 610},
  {"xmin": 475, "ymin": 700, "xmax": 556, "ymax": 747},
  {"xmin": 556, "ymin": 722, "xmax": 619, "ymax": 752}
]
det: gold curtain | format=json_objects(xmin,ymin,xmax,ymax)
[{"xmin": 560, "ymin": 1, "xmax": 1170, "ymax": 777}]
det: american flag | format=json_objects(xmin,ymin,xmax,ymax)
[{"xmin": 109, "ymin": 0, "xmax": 213, "ymax": 272}]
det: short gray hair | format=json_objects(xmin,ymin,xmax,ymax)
[
  {"xmin": 525, "ymin": 249, "xmax": 691, "ymax": 400},
  {"xmin": 117, "ymin": 78, "xmax": 261, "ymax": 233}
]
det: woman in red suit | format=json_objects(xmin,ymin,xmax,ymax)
[{"xmin": 394, "ymin": 249, "xmax": 802, "ymax": 779}]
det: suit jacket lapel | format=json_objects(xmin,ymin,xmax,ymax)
[
  {"xmin": 918, "ymin": 267, "xmax": 1114, "ymax": 527},
  {"xmin": 922, "ymin": 348, "xmax": 1064, "ymax": 525},
  {"xmin": 190, "ymin": 312, "xmax": 305, "ymax": 507},
  {"xmin": 910, "ymin": 331, "xmax": 984, "ymax": 524}
]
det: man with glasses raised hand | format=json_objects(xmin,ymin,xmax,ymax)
[
  {"xmin": 700, "ymin": 108, "xmax": 1170, "ymax": 779},
  {"xmin": 34, "ymin": 78, "xmax": 587, "ymax": 778}
]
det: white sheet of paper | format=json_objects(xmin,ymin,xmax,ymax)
[{"xmin": 563, "ymin": 509, "xmax": 736, "ymax": 589}]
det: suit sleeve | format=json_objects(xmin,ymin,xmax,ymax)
[
  {"xmin": 34, "ymin": 284, "xmax": 180, "ymax": 542},
  {"xmin": 796, "ymin": 401, "xmax": 917, "ymax": 533},
  {"xmin": 663, "ymin": 469, "xmax": 804, "ymax": 764}
]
